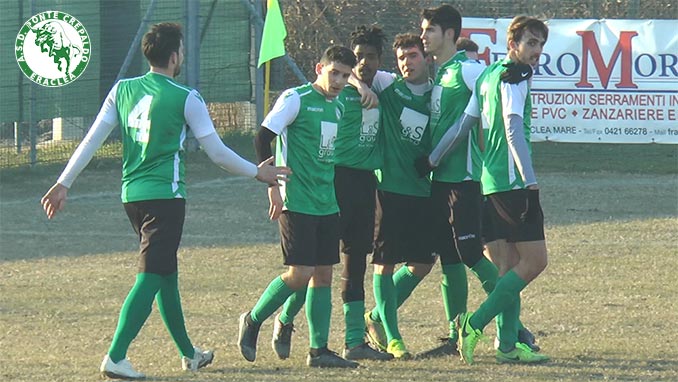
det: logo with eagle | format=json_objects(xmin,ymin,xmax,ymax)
[{"xmin": 15, "ymin": 11, "xmax": 91, "ymax": 87}]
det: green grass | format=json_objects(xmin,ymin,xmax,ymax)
[{"xmin": 0, "ymin": 136, "xmax": 677, "ymax": 381}]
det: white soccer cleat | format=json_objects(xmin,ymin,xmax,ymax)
[
  {"xmin": 100, "ymin": 354, "xmax": 146, "ymax": 380},
  {"xmin": 181, "ymin": 346, "xmax": 215, "ymax": 371}
]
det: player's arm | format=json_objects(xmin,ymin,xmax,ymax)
[
  {"xmin": 253, "ymin": 89, "xmax": 300, "ymax": 220},
  {"xmin": 41, "ymin": 84, "xmax": 120, "ymax": 219},
  {"xmin": 348, "ymin": 72, "xmax": 378, "ymax": 109},
  {"xmin": 501, "ymin": 82, "xmax": 537, "ymax": 188},
  {"xmin": 185, "ymin": 91, "xmax": 290, "ymax": 186}
]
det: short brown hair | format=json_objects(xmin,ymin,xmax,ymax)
[
  {"xmin": 393, "ymin": 33, "xmax": 425, "ymax": 56},
  {"xmin": 507, "ymin": 16, "xmax": 549, "ymax": 49},
  {"xmin": 142, "ymin": 23, "xmax": 183, "ymax": 68},
  {"xmin": 320, "ymin": 45, "xmax": 357, "ymax": 68},
  {"xmin": 456, "ymin": 37, "xmax": 479, "ymax": 53}
]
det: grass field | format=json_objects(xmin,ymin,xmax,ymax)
[{"xmin": 0, "ymin": 140, "xmax": 677, "ymax": 381}]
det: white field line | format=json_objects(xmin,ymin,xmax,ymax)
[{"xmin": 1, "ymin": 176, "xmax": 251, "ymax": 206}]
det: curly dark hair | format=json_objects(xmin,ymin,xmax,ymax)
[{"xmin": 350, "ymin": 25, "xmax": 387, "ymax": 56}]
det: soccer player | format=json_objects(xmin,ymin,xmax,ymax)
[
  {"xmin": 431, "ymin": 15, "xmax": 551, "ymax": 365},
  {"xmin": 40, "ymin": 23, "xmax": 290, "ymax": 380},
  {"xmin": 238, "ymin": 46, "xmax": 359, "ymax": 368},
  {"xmin": 362, "ymin": 33, "xmax": 434, "ymax": 360},
  {"xmin": 269, "ymin": 26, "xmax": 393, "ymax": 362},
  {"xmin": 456, "ymin": 37, "xmax": 481, "ymax": 61}
]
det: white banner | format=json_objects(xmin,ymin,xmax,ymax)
[{"xmin": 461, "ymin": 18, "xmax": 678, "ymax": 144}]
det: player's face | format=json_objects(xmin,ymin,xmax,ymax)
[
  {"xmin": 420, "ymin": 19, "xmax": 444, "ymax": 55},
  {"xmin": 396, "ymin": 46, "xmax": 428, "ymax": 84},
  {"xmin": 172, "ymin": 40, "xmax": 184, "ymax": 77},
  {"xmin": 510, "ymin": 29, "xmax": 546, "ymax": 67},
  {"xmin": 315, "ymin": 61, "xmax": 353, "ymax": 98},
  {"xmin": 353, "ymin": 44, "xmax": 380, "ymax": 85}
]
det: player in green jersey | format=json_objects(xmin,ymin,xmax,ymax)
[
  {"xmin": 41, "ymin": 23, "xmax": 289, "ymax": 380},
  {"xmin": 268, "ymin": 26, "xmax": 393, "ymax": 362},
  {"xmin": 416, "ymin": 4, "xmax": 539, "ymax": 359},
  {"xmin": 361, "ymin": 33, "xmax": 434, "ymax": 360},
  {"xmin": 428, "ymin": 16, "xmax": 551, "ymax": 365},
  {"xmin": 239, "ymin": 46, "xmax": 359, "ymax": 368}
]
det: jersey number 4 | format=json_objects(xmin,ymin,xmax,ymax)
[{"xmin": 128, "ymin": 95, "xmax": 153, "ymax": 143}]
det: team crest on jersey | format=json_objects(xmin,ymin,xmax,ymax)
[
  {"xmin": 15, "ymin": 11, "xmax": 91, "ymax": 87},
  {"xmin": 399, "ymin": 108, "xmax": 428, "ymax": 145}
]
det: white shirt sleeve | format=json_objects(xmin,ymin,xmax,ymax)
[
  {"xmin": 461, "ymin": 61, "xmax": 485, "ymax": 91},
  {"xmin": 56, "ymin": 83, "xmax": 120, "ymax": 188},
  {"xmin": 184, "ymin": 90, "xmax": 217, "ymax": 139},
  {"xmin": 262, "ymin": 89, "xmax": 300, "ymax": 135},
  {"xmin": 197, "ymin": 132, "xmax": 257, "ymax": 177},
  {"xmin": 501, "ymin": 81, "xmax": 529, "ymax": 118},
  {"xmin": 464, "ymin": 89, "xmax": 481, "ymax": 118},
  {"xmin": 371, "ymin": 70, "xmax": 396, "ymax": 94}
]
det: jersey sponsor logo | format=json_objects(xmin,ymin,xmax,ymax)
[
  {"xmin": 318, "ymin": 121, "xmax": 337, "ymax": 162},
  {"xmin": 360, "ymin": 108, "xmax": 379, "ymax": 145},
  {"xmin": 394, "ymin": 87, "xmax": 412, "ymax": 101},
  {"xmin": 306, "ymin": 106, "xmax": 324, "ymax": 112},
  {"xmin": 15, "ymin": 11, "xmax": 90, "ymax": 87},
  {"xmin": 399, "ymin": 108, "xmax": 428, "ymax": 145},
  {"xmin": 431, "ymin": 86, "xmax": 443, "ymax": 116}
]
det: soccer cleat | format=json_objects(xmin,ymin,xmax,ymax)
[
  {"xmin": 416, "ymin": 337, "xmax": 459, "ymax": 359},
  {"xmin": 238, "ymin": 311, "xmax": 260, "ymax": 362},
  {"xmin": 386, "ymin": 339, "xmax": 413, "ymax": 360},
  {"xmin": 518, "ymin": 327, "xmax": 540, "ymax": 352},
  {"xmin": 343, "ymin": 342, "xmax": 394, "ymax": 361},
  {"xmin": 364, "ymin": 311, "xmax": 387, "ymax": 351},
  {"xmin": 181, "ymin": 346, "xmax": 214, "ymax": 371},
  {"xmin": 496, "ymin": 342, "xmax": 550, "ymax": 364},
  {"xmin": 458, "ymin": 312, "xmax": 484, "ymax": 365},
  {"xmin": 307, "ymin": 347, "xmax": 359, "ymax": 368},
  {"xmin": 271, "ymin": 313, "xmax": 294, "ymax": 359},
  {"xmin": 100, "ymin": 355, "xmax": 146, "ymax": 380}
]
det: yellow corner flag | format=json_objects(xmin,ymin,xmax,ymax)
[{"xmin": 257, "ymin": 0, "xmax": 287, "ymax": 67}]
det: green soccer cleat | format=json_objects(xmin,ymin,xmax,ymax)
[
  {"xmin": 496, "ymin": 342, "xmax": 550, "ymax": 364},
  {"xmin": 364, "ymin": 311, "xmax": 387, "ymax": 351},
  {"xmin": 458, "ymin": 312, "xmax": 484, "ymax": 365},
  {"xmin": 386, "ymin": 339, "xmax": 413, "ymax": 360}
]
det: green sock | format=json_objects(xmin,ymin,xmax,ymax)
[
  {"xmin": 250, "ymin": 276, "xmax": 295, "ymax": 324},
  {"xmin": 393, "ymin": 266, "xmax": 423, "ymax": 307},
  {"xmin": 470, "ymin": 270, "xmax": 527, "ymax": 331},
  {"xmin": 441, "ymin": 263, "xmax": 467, "ymax": 340},
  {"xmin": 470, "ymin": 257, "xmax": 499, "ymax": 295},
  {"xmin": 156, "ymin": 272, "xmax": 194, "ymax": 358},
  {"xmin": 497, "ymin": 295, "xmax": 521, "ymax": 352},
  {"xmin": 305, "ymin": 286, "xmax": 331, "ymax": 349},
  {"xmin": 373, "ymin": 273, "xmax": 401, "ymax": 342},
  {"xmin": 280, "ymin": 287, "xmax": 307, "ymax": 325},
  {"xmin": 108, "ymin": 272, "xmax": 163, "ymax": 362},
  {"xmin": 343, "ymin": 300, "xmax": 365, "ymax": 349}
]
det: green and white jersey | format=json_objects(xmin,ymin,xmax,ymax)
[
  {"xmin": 430, "ymin": 52, "xmax": 485, "ymax": 182},
  {"xmin": 262, "ymin": 83, "xmax": 343, "ymax": 215},
  {"xmin": 334, "ymin": 85, "xmax": 382, "ymax": 170},
  {"xmin": 469, "ymin": 58, "xmax": 534, "ymax": 195},
  {"xmin": 374, "ymin": 74, "xmax": 433, "ymax": 197},
  {"xmin": 112, "ymin": 72, "xmax": 212, "ymax": 203}
]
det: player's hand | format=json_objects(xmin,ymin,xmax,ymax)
[
  {"xmin": 255, "ymin": 156, "xmax": 291, "ymax": 186},
  {"xmin": 267, "ymin": 185, "xmax": 284, "ymax": 220},
  {"xmin": 41, "ymin": 183, "xmax": 69, "ymax": 219},
  {"xmin": 357, "ymin": 83, "xmax": 379, "ymax": 109},
  {"xmin": 501, "ymin": 62, "xmax": 533, "ymax": 84},
  {"xmin": 414, "ymin": 156, "xmax": 434, "ymax": 178}
]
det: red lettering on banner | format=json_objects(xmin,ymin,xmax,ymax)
[
  {"xmin": 576, "ymin": 30, "xmax": 638, "ymax": 89},
  {"xmin": 460, "ymin": 28, "xmax": 496, "ymax": 65}
]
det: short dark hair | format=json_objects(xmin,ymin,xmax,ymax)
[
  {"xmin": 456, "ymin": 37, "xmax": 479, "ymax": 53},
  {"xmin": 350, "ymin": 25, "xmax": 387, "ymax": 56},
  {"xmin": 320, "ymin": 45, "xmax": 357, "ymax": 68},
  {"xmin": 393, "ymin": 33, "xmax": 425, "ymax": 56},
  {"xmin": 421, "ymin": 4, "xmax": 462, "ymax": 42},
  {"xmin": 507, "ymin": 16, "xmax": 549, "ymax": 48},
  {"xmin": 142, "ymin": 23, "xmax": 183, "ymax": 68}
]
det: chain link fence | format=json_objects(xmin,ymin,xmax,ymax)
[{"xmin": 1, "ymin": 0, "xmax": 676, "ymax": 168}]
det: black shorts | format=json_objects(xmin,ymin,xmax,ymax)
[
  {"xmin": 123, "ymin": 198, "xmax": 185, "ymax": 275},
  {"xmin": 372, "ymin": 190, "xmax": 436, "ymax": 265},
  {"xmin": 278, "ymin": 211, "xmax": 340, "ymax": 266},
  {"xmin": 486, "ymin": 189, "xmax": 545, "ymax": 243},
  {"xmin": 335, "ymin": 166, "xmax": 377, "ymax": 256}
]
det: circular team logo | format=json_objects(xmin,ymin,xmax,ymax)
[{"xmin": 15, "ymin": 11, "xmax": 91, "ymax": 87}]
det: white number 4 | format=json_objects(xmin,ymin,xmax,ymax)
[{"xmin": 128, "ymin": 95, "xmax": 153, "ymax": 143}]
